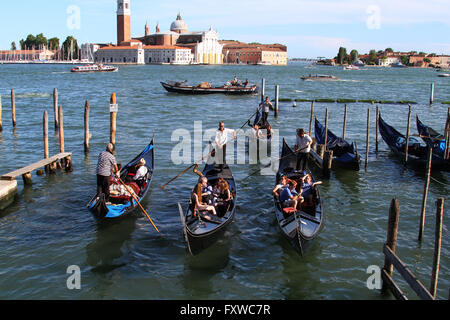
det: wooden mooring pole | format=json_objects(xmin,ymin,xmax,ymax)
[
  {"xmin": 53, "ymin": 88, "xmax": 59, "ymax": 129},
  {"xmin": 375, "ymin": 106, "xmax": 379, "ymax": 152},
  {"xmin": 429, "ymin": 198, "xmax": 444, "ymax": 299},
  {"xmin": 342, "ymin": 104, "xmax": 347, "ymax": 140},
  {"xmin": 430, "ymin": 198, "xmax": 444, "ymax": 299},
  {"xmin": 444, "ymin": 108, "xmax": 450, "ymax": 160},
  {"xmin": 365, "ymin": 108, "xmax": 370, "ymax": 170},
  {"xmin": 418, "ymin": 148, "xmax": 432, "ymax": 242},
  {"xmin": 381, "ymin": 198, "xmax": 400, "ymax": 294},
  {"xmin": 84, "ymin": 100, "xmax": 90, "ymax": 152},
  {"xmin": 261, "ymin": 78, "xmax": 266, "ymax": 102},
  {"xmin": 43, "ymin": 110, "xmax": 49, "ymax": 173},
  {"xmin": 309, "ymin": 101, "xmax": 314, "ymax": 136},
  {"xmin": 323, "ymin": 150, "xmax": 333, "ymax": 178},
  {"xmin": 0, "ymin": 95, "xmax": 3, "ymax": 132},
  {"xmin": 274, "ymin": 85, "xmax": 279, "ymax": 117},
  {"xmin": 430, "ymin": 82, "xmax": 435, "ymax": 105},
  {"xmin": 110, "ymin": 93, "xmax": 117, "ymax": 148},
  {"xmin": 404, "ymin": 105, "xmax": 412, "ymax": 164},
  {"xmin": 324, "ymin": 108, "xmax": 329, "ymax": 150},
  {"xmin": 11, "ymin": 89, "xmax": 16, "ymax": 128}
]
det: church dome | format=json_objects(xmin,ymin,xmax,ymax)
[{"xmin": 170, "ymin": 13, "xmax": 188, "ymax": 33}]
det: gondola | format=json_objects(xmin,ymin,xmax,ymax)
[
  {"xmin": 87, "ymin": 139, "xmax": 155, "ymax": 222},
  {"xmin": 273, "ymin": 139, "xmax": 324, "ymax": 255},
  {"xmin": 379, "ymin": 115, "xmax": 449, "ymax": 170},
  {"xmin": 247, "ymin": 107, "xmax": 273, "ymax": 140},
  {"xmin": 178, "ymin": 149, "xmax": 237, "ymax": 256},
  {"xmin": 312, "ymin": 118, "xmax": 360, "ymax": 170},
  {"xmin": 416, "ymin": 116, "xmax": 448, "ymax": 159},
  {"xmin": 161, "ymin": 81, "xmax": 258, "ymax": 95}
]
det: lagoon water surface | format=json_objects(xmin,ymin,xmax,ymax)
[{"xmin": 0, "ymin": 62, "xmax": 448, "ymax": 299}]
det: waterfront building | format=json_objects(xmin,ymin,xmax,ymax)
[
  {"xmin": 96, "ymin": 43, "xmax": 145, "ymax": 64},
  {"xmin": 221, "ymin": 41, "xmax": 287, "ymax": 65},
  {"xmin": 378, "ymin": 56, "xmax": 400, "ymax": 67},
  {"xmin": 144, "ymin": 45, "xmax": 193, "ymax": 64}
]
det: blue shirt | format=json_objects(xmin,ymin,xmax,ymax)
[
  {"xmin": 280, "ymin": 187, "xmax": 298, "ymax": 203},
  {"xmin": 302, "ymin": 183, "xmax": 313, "ymax": 197}
]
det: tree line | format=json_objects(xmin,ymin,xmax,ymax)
[{"xmin": 10, "ymin": 33, "xmax": 80, "ymax": 60}]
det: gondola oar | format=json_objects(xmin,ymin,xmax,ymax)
[
  {"xmin": 241, "ymin": 145, "xmax": 309, "ymax": 181},
  {"xmin": 239, "ymin": 106, "xmax": 263, "ymax": 130},
  {"xmin": 161, "ymin": 149, "xmax": 215, "ymax": 190},
  {"xmin": 116, "ymin": 175, "xmax": 160, "ymax": 234}
]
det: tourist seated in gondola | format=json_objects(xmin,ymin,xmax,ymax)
[
  {"xmin": 131, "ymin": 159, "xmax": 148, "ymax": 188},
  {"xmin": 243, "ymin": 79, "xmax": 249, "ymax": 87},
  {"xmin": 280, "ymin": 181, "xmax": 303, "ymax": 210},
  {"xmin": 192, "ymin": 182, "xmax": 217, "ymax": 219},
  {"xmin": 299, "ymin": 174, "xmax": 322, "ymax": 212},
  {"xmin": 231, "ymin": 76, "xmax": 239, "ymax": 86},
  {"xmin": 200, "ymin": 176, "xmax": 214, "ymax": 205},
  {"xmin": 272, "ymin": 175, "xmax": 290, "ymax": 199},
  {"xmin": 213, "ymin": 178, "xmax": 232, "ymax": 218}
]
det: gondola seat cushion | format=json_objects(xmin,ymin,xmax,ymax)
[
  {"xmin": 282, "ymin": 207, "xmax": 297, "ymax": 216},
  {"xmin": 126, "ymin": 182, "xmax": 140, "ymax": 196}
]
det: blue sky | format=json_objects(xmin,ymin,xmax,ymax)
[{"xmin": 0, "ymin": 0, "xmax": 449, "ymax": 58}]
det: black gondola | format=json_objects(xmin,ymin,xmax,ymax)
[
  {"xmin": 312, "ymin": 117, "xmax": 360, "ymax": 171},
  {"xmin": 416, "ymin": 116, "xmax": 448, "ymax": 160},
  {"xmin": 161, "ymin": 81, "xmax": 258, "ymax": 95},
  {"xmin": 273, "ymin": 139, "xmax": 324, "ymax": 255},
  {"xmin": 178, "ymin": 150, "xmax": 237, "ymax": 256},
  {"xmin": 379, "ymin": 115, "xmax": 449, "ymax": 170},
  {"xmin": 87, "ymin": 139, "xmax": 155, "ymax": 222}
]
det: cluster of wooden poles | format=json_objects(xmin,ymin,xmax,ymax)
[{"xmin": 382, "ymin": 197, "xmax": 444, "ymax": 300}]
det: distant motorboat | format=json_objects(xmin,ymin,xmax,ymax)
[
  {"xmin": 391, "ymin": 62, "xmax": 406, "ymax": 68},
  {"xmin": 301, "ymin": 74, "xmax": 340, "ymax": 81},
  {"xmin": 343, "ymin": 65, "xmax": 360, "ymax": 70},
  {"xmin": 437, "ymin": 73, "xmax": 450, "ymax": 77},
  {"xmin": 257, "ymin": 61, "xmax": 272, "ymax": 66},
  {"xmin": 71, "ymin": 64, "xmax": 118, "ymax": 73}
]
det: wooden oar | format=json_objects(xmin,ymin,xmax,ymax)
[
  {"xmin": 241, "ymin": 145, "xmax": 309, "ymax": 181},
  {"xmin": 239, "ymin": 106, "xmax": 262, "ymax": 130},
  {"xmin": 161, "ymin": 149, "xmax": 215, "ymax": 190},
  {"xmin": 116, "ymin": 175, "xmax": 160, "ymax": 234}
]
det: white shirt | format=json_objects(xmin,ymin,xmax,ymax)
[
  {"xmin": 249, "ymin": 128, "xmax": 261, "ymax": 140},
  {"xmin": 133, "ymin": 166, "xmax": 148, "ymax": 181},
  {"xmin": 296, "ymin": 134, "xmax": 313, "ymax": 153},
  {"xmin": 215, "ymin": 128, "xmax": 235, "ymax": 147}
]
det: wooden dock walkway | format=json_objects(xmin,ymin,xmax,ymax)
[{"xmin": 1, "ymin": 152, "xmax": 72, "ymax": 182}]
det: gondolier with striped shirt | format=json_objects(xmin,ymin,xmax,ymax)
[
  {"xmin": 96, "ymin": 143, "xmax": 120, "ymax": 202},
  {"xmin": 294, "ymin": 128, "xmax": 312, "ymax": 172}
]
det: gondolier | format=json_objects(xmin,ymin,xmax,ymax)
[
  {"xmin": 96, "ymin": 143, "xmax": 120, "ymax": 202},
  {"xmin": 294, "ymin": 128, "xmax": 312, "ymax": 172},
  {"xmin": 259, "ymin": 96, "xmax": 272, "ymax": 125},
  {"xmin": 215, "ymin": 121, "xmax": 237, "ymax": 169}
]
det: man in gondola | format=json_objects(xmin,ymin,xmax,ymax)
[
  {"xmin": 96, "ymin": 143, "xmax": 120, "ymax": 203},
  {"xmin": 294, "ymin": 128, "xmax": 312, "ymax": 172},
  {"xmin": 215, "ymin": 121, "xmax": 237, "ymax": 169}
]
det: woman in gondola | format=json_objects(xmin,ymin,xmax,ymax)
[
  {"xmin": 192, "ymin": 183, "xmax": 217, "ymax": 219},
  {"xmin": 213, "ymin": 178, "xmax": 232, "ymax": 217}
]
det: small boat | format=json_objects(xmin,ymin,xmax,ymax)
[
  {"xmin": 379, "ymin": 115, "xmax": 449, "ymax": 170},
  {"xmin": 257, "ymin": 61, "xmax": 272, "ymax": 66},
  {"xmin": 416, "ymin": 116, "xmax": 448, "ymax": 160},
  {"xmin": 312, "ymin": 118, "xmax": 361, "ymax": 170},
  {"xmin": 87, "ymin": 139, "xmax": 155, "ymax": 222},
  {"xmin": 301, "ymin": 74, "xmax": 339, "ymax": 81},
  {"xmin": 437, "ymin": 73, "xmax": 450, "ymax": 77},
  {"xmin": 161, "ymin": 81, "xmax": 258, "ymax": 95},
  {"xmin": 391, "ymin": 62, "xmax": 406, "ymax": 68},
  {"xmin": 71, "ymin": 64, "xmax": 118, "ymax": 73},
  {"xmin": 179, "ymin": 149, "xmax": 237, "ymax": 255},
  {"xmin": 273, "ymin": 139, "xmax": 324, "ymax": 255},
  {"xmin": 343, "ymin": 65, "xmax": 360, "ymax": 70}
]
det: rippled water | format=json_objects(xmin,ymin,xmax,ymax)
[{"xmin": 0, "ymin": 63, "xmax": 448, "ymax": 300}]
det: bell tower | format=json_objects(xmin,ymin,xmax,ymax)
[{"xmin": 117, "ymin": 0, "xmax": 131, "ymax": 45}]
